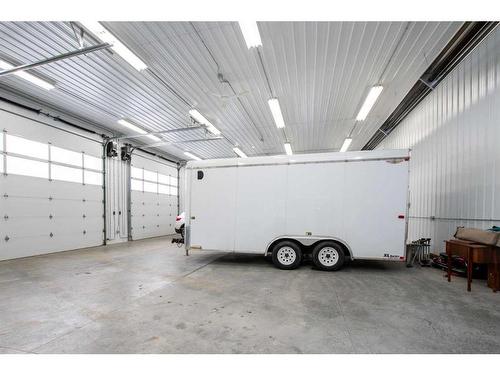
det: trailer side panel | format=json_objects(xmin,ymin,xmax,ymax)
[{"xmin": 187, "ymin": 150, "xmax": 409, "ymax": 260}]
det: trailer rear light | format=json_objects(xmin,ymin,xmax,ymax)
[{"xmin": 398, "ymin": 215, "xmax": 405, "ymax": 219}]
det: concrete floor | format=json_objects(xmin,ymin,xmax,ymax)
[{"xmin": 0, "ymin": 236, "xmax": 499, "ymax": 354}]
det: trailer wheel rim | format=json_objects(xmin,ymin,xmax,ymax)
[
  {"xmin": 318, "ymin": 247, "xmax": 339, "ymax": 267},
  {"xmin": 277, "ymin": 246, "xmax": 297, "ymax": 265}
]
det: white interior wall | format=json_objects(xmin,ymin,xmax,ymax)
[{"xmin": 377, "ymin": 27, "xmax": 500, "ymax": 252}]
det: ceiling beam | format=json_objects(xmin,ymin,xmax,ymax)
[
  {"xmin": 112, "ymin": 125, "xmax": 204, "ymax": 141},
  {"xmin": 132, "ymin": 136, "xmax": 224, "ymax": 150},
  {"xmin": 0, "ymin": 42, "xmax": 111, "ymax": 77}
]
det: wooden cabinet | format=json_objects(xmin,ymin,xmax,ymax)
[{"xmin": 445, "ymin": 239, "xmax": 499, "ymax": 292}]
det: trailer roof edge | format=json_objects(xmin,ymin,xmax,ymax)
[{"xmin": 185, "ymin": 149, "xmax": 410, "ymax": 169}]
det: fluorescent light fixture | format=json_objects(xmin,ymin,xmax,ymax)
[
  {"xmin": 184, "ymin": 152, "xmax": 202, "ymax": 161},
  {"xmin": 189, "ymin": 109, "xmax": 221, "ymax": 136},
  {"xmin": 146, "ymin": 134, "xmax": 161, "ymax": 142},
  {"xmin": 339, "ymin": 138, "xmax": 352, "ymax": 153},
  {"xmin": 79, "ymin": 21, "xmax": 147, "ymax": 71},
  {"xmin": 284, "ymin": 143, "xmax": 293, "ymax": 156},
  {"xmin": 267, "ymin": 98, "xmax": 285, "ymax": 128},
  {"xmin": 233, "ymin": 147, "xmax": 247, "ymax": 158},
  {"xmin": 356, "ymin": 85, "xmax": 383, "ymax": 121},
  {"xmin": 117, "ymin": 119, "xmax": 160, "ymax": 142},
  {"xmin": 0, "ymin": 59, "xmax": 55, "ymax": 90},
  {"xmin": 118, "ymin": 119, "xmax": 147, "ymax": 134},
  {"xmin": 238, "ymin": 21, "xmax": 262, "ymax": 48}
]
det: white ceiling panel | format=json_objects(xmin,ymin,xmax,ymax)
[{"xmin": 0, "ymin": 21, "xmax": 462, "ymax": 160}]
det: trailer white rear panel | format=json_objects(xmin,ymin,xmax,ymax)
[{"xmin": 186, "ymin": 150, "xmax": 409, "ymax": 261}]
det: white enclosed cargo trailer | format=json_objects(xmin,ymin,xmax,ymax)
[{"xmin": 184, "ymin": 149, "xmax": 410, "ymax": 271}]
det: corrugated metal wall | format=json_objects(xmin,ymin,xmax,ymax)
[{"xmin": 377, "ymin": 27, "xmax": 500, "ymax": 252}]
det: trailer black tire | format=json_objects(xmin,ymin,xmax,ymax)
[
  {"xmin": 312, "ymin": 241, "xmax": 345, "ymax": 271},
  {"xmin": 271, "ymin": 241, "xmax": 302, "ymax": 270}
]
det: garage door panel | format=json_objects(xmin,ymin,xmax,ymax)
[
  {"xmin": 130, "ymin": 155, "xmax": 178, "ymax": 240},
  {"xmin": 143, "ymin": 206, "xmax": 161, "ymax": 216},
  {"xmin": 158, "ymin": 195, "xmax": 170, "ymax": 203},
  {"xmin": 131, "ymin": 217, "xmax": 176, "ymax": 238},
  {"xmin": 3, "ymin": 197, "xmax": 51, "ymax": 216},
  {"xmin": 52, "ymin": 231, "xmax": 102, "ymax": 248},
  {"xmin": 2, "ymin": 217, "xmax": 51, "ymax": 237},
  {"xmin": 83, "ymin": 200, "xmax": 104, "ymax": 210},
  {"xmin": 51, "ymin": 217, "xmax": 103, "ymax": 232},
  {"xmin": 142, "ymin": 192, "xmax": 159, "ymax": 200},
  {"xmin": 2, "ymin": 175, "xmax": 52, "ymax": 195},
  {"xmin": 4, "ymin": 214, "xmax": 50, "ymax": 222},
  {"xmin": 141, "ymin": 226, "xmax": 163, "ymax": 236},
  {"xmin": 50, "ymin": 180, "xmax": 102, "ymax": 200},
  {"xmin": 131, "ymin": 190, "xmax": 144, "ymax": 200},
  {"xmin": 80, "ymin": 221, "xmax": 103, "ymax": 233},
  {"xmin": 50, "ymin": 201, "xmax": 102, "ymax": 217},
  {"xmin": 1, "ymin": 218, "xmax": 103, "ymax": 238},
  {"xmin": 82, "ymin": 185, "xmax": 104, "ymax": 196},
  {"xmin": 50, "ymin": 201, "xmax": 85, "ymax": 215},
  {"xmin": 162, "ymin": 223, "xmax": 173, "ymax": 231},
  {"xmin": 0, "ymin": 232, "xmax": 102, "ymax": 261},
  {"xmin": 1, "ymin": 236, "xmax": 56, "ymax": 260},
  {"xmin": 0, "ymin": 116, "xmax": 105, "ymax": 260}
]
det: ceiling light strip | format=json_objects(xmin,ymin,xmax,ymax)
[
  {"xmin": 80, "ymin": 21, "xmax": 147, "ymax": 71},
  {"xmin": 238, "ymin": 21, "xmax": 262, "ymax": 48},
  {"xmin": 268, "ymin": 98, "xmax": 285, "ymax": 128},
  {"xmin": 233, "ymin": 147, "xmax": 247, "ymax": 158},
  {"xmin": 184, "ymin": 152, "xmax": 202, "ymax": 161},
  {"xmin": 117, "ymin": 119, "xmax": 160, "ymax": 142},
  {"xmin": 188, "ymin": 109, "xmax": 221, "ymax": 136},
  {"xmin": 356, "ymin": 86, "xmax": 383, "ymax": 121},
  {"xmin": 0, "ymin": 59, "xmax": 55, "ymax": 90},
  {"xmin": 339, "ymin": 138, "xmax": 352, "ymax": 153}
]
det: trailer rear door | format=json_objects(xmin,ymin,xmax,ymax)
[{"xmin": 188, "ymin": 167, "xmax": 237, "ymax": 251}]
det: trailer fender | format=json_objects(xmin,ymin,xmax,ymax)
[{"xmin": 266, "ymin": 236, "xmax": 353, "ymax": 260}]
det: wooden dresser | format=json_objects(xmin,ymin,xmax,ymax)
[{"xmin": 445, "ymin": 239, "xmax": 499, "ymax": 292}]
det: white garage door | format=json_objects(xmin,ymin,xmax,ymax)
[
  {"xmin": 0, "ymin": 108, "xmax": 104, "ymax": 261},
  {"xmin": 130, "ymin": 154, "xmax": 178, "ymax": 240}
]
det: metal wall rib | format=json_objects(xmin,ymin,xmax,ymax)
[{"xmin": 377, "ymin": 27, "xmax": 500, "ymax": 251}]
